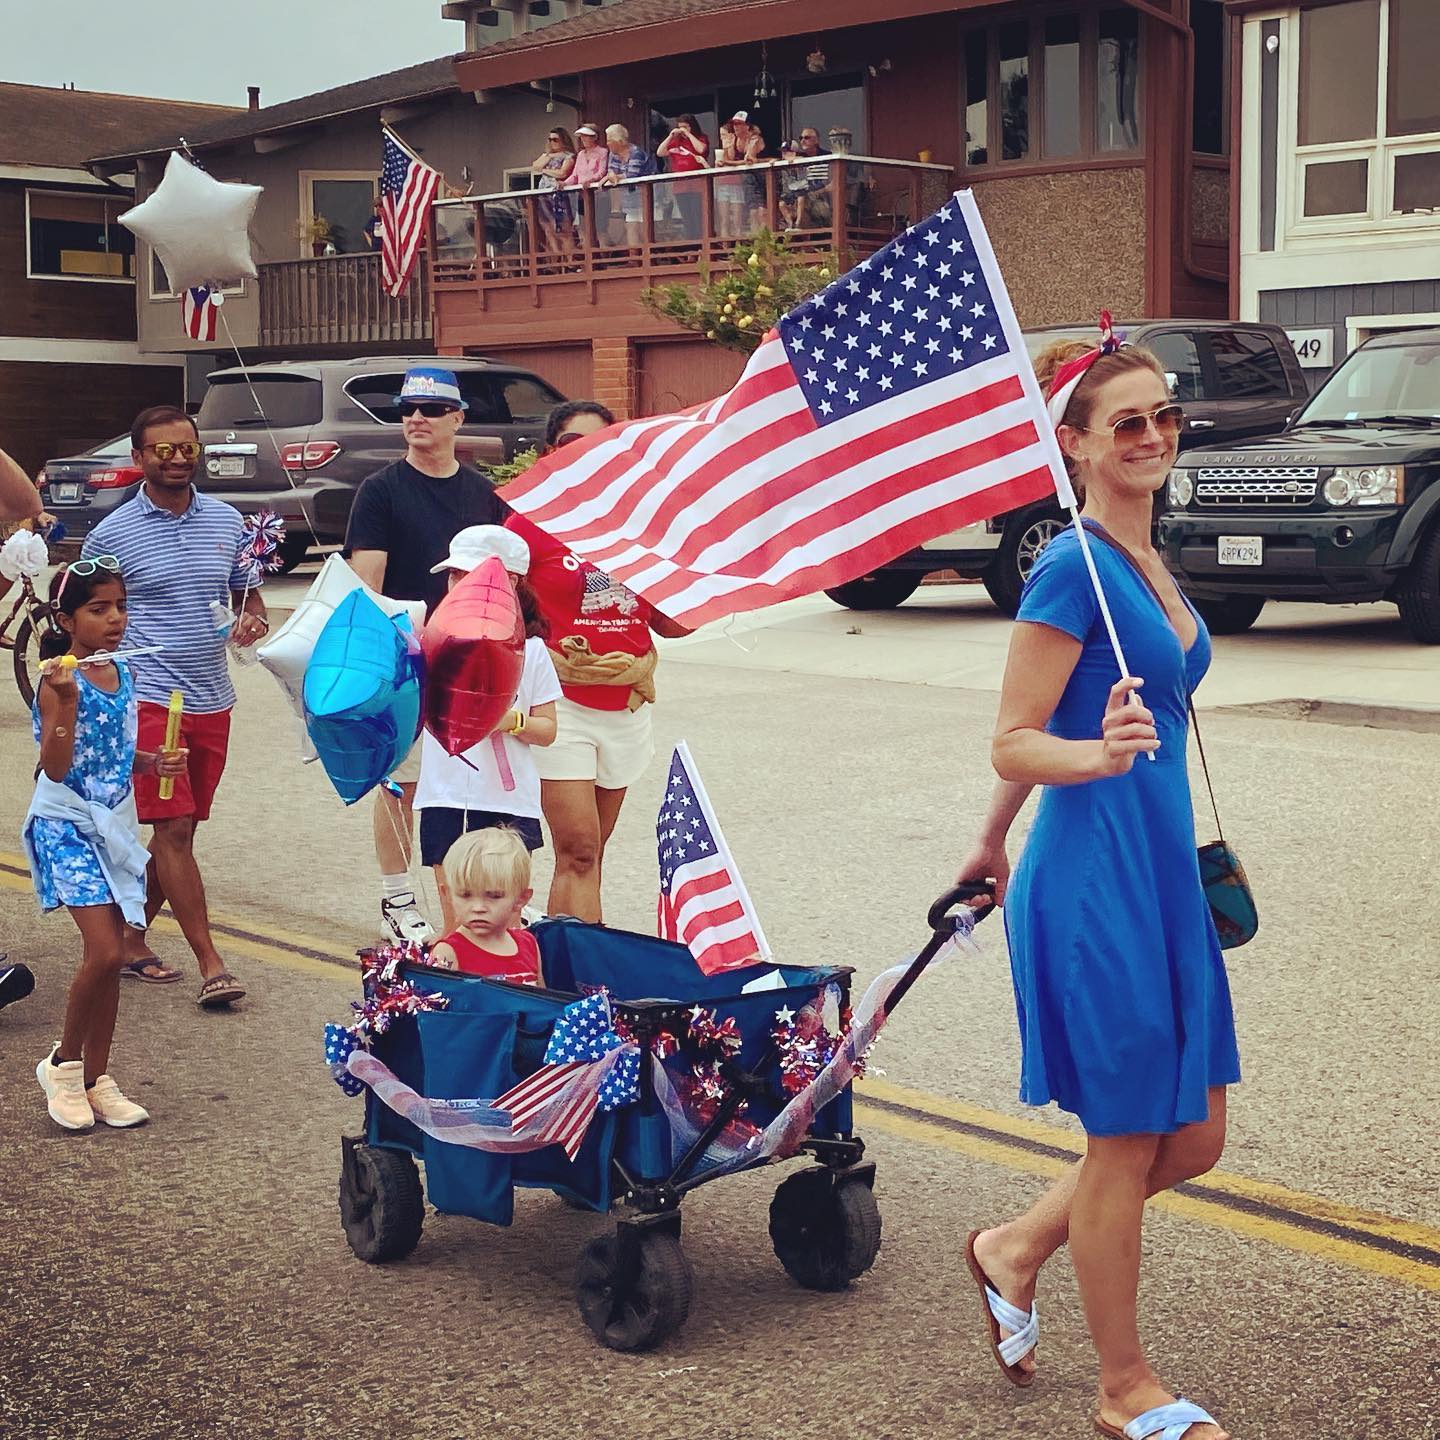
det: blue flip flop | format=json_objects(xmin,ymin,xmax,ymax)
[{"xmin": 1096, "ymin": 1399, "xmax": 1222, "ymax": 1439}]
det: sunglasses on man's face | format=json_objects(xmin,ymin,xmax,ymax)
[
  {"xmin": 1083, "ymin": 404, "xmax": 1186, "ymax": 444},
  {"xmin": 145, "ymin": 441, "xmax": 202, "ymax": 462},
  {"xmin": 399, "ymin": 402, "xmax": 459, "ymax": 419}
]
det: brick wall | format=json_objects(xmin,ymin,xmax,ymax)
[{"xmin": 591, "ymin": 337, "xmax": 637, "ymax": 420}]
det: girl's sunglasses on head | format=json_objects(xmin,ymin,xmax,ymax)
[
  {"xmin": 55, "ymin": 554, "xmax": 120, "ymax": 603},
  {"xmin": 146, "ymin": 441, "xmax": 202, "ymax": 462},
  {"xmin": 1095, "ymin": 405, "xmax": 1186, "ymax": 442}
]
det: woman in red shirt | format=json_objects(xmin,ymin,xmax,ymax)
[
  {"xmin": 506, "ymin": 401, "xmax": 689, "ymax": 924},
  {"xmin": 656, "ymin": 113, "xmax": 710, "ymax": 241}
]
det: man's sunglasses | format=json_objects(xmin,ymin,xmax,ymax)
[
  {"xmin": 144, "ymin": 441, "xmax": 202, "ymax": 461},
  {"xmin": 399, "ymin": 402, "xmax": 460, "ymax": 418},
  {"xmin": 555, "ymin": 430, "xmax": 590, "ymax": 448},
  {"xmin": 1079, "ymin": 404, "xmax": 1186, "ymax": 443}
]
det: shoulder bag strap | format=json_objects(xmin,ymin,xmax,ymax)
[{"xmin": 1077, "ymin": 520, "xmax": 1225, "ymax": 842}]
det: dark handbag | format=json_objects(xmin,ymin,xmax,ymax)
[{"xmin": 1080, "ymin": 522, "xmax": 1259, "ymax": 949}]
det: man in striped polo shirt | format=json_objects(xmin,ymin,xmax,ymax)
[{"xmin": 82, "ymin": 406, "xmax": 268, "ymax": 1008}]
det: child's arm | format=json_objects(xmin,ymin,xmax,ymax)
[
  {"xmin": 517, "ymin": 699, "xmax": 557, "ymax": 748},
  {"xmin": 36, "ymin": 669, "xmax": 79, "ymax": 782},
  {"xmin": 429, "ymin": 941, "xmax": 458, "ymax": 971}
]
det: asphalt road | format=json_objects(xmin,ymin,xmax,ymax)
[{"xmin": 1, "ymin": 610, "xmax": 1437, "ymax": 1440}]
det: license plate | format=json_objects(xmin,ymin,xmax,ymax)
[
  {"xmin": 209, "ymin": 457, "xmax": 246, "ymax": 478},
  {"xmin": 1218, "ymin": 535, "xmax": 1263, "ymax": 566},
  {"xmin": 51, "ymin": 483, "xmax": 82, "ymax": 503}
]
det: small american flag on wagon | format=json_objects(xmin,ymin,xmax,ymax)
[
  {"xmin": 658, "ymin": 742, "xmax": 772, "ymax": 976},
  {"xmin": 501, "ymin": 189, "xmax": 1063, "ymax": 629},
  {"xmin": 380, "ymin": 127, "xmax": 441, "ymax": 299}
]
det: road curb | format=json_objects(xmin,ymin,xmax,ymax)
[{"xmin": 1210, "ymin": 697, "xmax": 1440, "ymax": 733}]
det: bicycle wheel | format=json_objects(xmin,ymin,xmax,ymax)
[{"xmin": 13, "ymin": 617, "xmax": 38, "ymax": 709}]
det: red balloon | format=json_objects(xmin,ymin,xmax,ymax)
[{"xmin": 421, "ymin": 556, "xmax": 525, "ymax": 757}]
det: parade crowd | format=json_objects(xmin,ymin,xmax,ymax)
[{"xmin": 3, "ymin": 329, "xmax": 1238, "ymax": 1439}]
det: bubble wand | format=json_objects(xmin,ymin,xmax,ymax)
[{"xmin": 158, "ymin": 689, "xmax": 184, "ymax": 801}]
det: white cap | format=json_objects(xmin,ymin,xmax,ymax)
[
  {"xmin": 429, "ymin": 524, "xmax": 530, "ymax": 577},
  {"xmin": 730, "ymin": 110, "xmax": 749, "ymax": 124},
  {"xmin": 575, "ymin": 124, "xmax": 597, "ymax": 137}
]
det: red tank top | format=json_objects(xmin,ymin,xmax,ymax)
[{"xmin": 440, "ymin": 927, "xmax": 542, "ymax": 985}]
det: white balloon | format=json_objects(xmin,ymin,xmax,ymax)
[
  {"xmin": 257, "ymin": 554, "xmax": 425, "ymax": 755},
  {"xmin": 119, "ymin": 151, "xmax": 262, "ymax": 293}
]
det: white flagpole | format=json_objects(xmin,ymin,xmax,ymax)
[{"xmin": 675, "ymin": 739, "xmax": 774, "ymax": 963}]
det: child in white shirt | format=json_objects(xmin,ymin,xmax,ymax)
[{"xmin": 413, "ymin": 526, "xmax": 561, "ymax": 935}]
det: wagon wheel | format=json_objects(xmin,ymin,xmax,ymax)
[
  {"xmin": 769, "ymin": 1169, "xmax": 882, "ymax": 1291},
  {"xmin": 575, "ymin": 1230, "xmax": 693, "ymax": 1351},
  {"xmin": 339, "ymin": 1139, "xmax": 425, "ymax": 1263}
]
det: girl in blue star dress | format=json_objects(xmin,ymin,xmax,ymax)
[
  {"xmin": 954, "ymin": 337, "xmax": 1237, "ymax": 1440},
  {"xmin": 25, "ymin": 559, "xmax": 186, "ymax": 1133}
]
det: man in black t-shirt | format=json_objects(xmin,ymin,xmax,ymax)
[{"xmin": 345, "ymin": 365, "xmax": 508, "ymax": 944}]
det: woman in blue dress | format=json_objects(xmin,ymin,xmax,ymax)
[{"xmin": 956, "ymin": 332, "xmax": 1238, "ymax": 1440}]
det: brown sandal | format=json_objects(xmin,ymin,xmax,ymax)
[
  {"xmin": 121, "ymin": 956, "xmax": 183, "ymax": 984},
  {"xmin": 197, "ymin": 972, "xmax": 246, "ymax": 1008},
  {"xmin": 965, "ymin": 1228, "xmax": 1038, "ymax": 1388}
]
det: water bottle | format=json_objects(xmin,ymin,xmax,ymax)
[{"xmin": 210, "ymin": 600, "xmax": 259, "ymax": 667}]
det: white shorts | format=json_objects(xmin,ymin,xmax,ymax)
[{"xmin": 534, "ymin": 696, "xmax": 654, "ymax": 791}]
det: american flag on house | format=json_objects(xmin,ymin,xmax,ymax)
[
  {"xmin": 380, "ymin": 127, "xmax": 441, "ymax": 298},
  {"xmin": 180, "ymin": 286, "xmax": 217, "ymax": 341},
  {"xmin": 501, "ymin": 189, "xmax": 1065, "ymax": 630},
  {"xmin": 658, "ymin": 742, "xmax": 771, "ymax": 976}
]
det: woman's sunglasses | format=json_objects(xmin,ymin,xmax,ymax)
[
  {"xmin": 399, "ymin": 402, "xmax": 459, "ymax": 419},
  {"xmin": 1080, "ymin": 404, "xmax": 1186, "ymax": 443},
  {"xmin": 145, "ymin": 441, "xmax": 202, "ymax": 462}
]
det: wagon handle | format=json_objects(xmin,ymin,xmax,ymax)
[{"xmin": 927, "ymin": 882, "xmax": 996, "ymax": 933}]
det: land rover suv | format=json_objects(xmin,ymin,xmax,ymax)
[
  {"xmin": 195, "ymin": 356, "xmax": 565, "ymax": 569},
  {"xmin": 1159, "ymin": 327, "xmax": 1440, "ymax": 642},
  {"xmin": 825, "ymin": 320, "xmax": 1310, "ymax": 615}
]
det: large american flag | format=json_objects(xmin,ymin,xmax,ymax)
[
  {"xmin": 502, "ymin": 189, "xmax": 1063, "ymax": 629},
  {"xmin": 380, "ymin": 128, "xmax": 441, "ymax": 298},
  {"xmin": 657, "ymin": 742, "xmax": 771, "ymax": 975}
]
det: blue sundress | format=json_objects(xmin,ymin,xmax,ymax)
[
  {"xmin": 1002, "ymin": 528, "xmax": 1241, "ymax": 1137},
  {"xmin": 29, "ymin": 663, "xmax": 139, "ymax": 911}
]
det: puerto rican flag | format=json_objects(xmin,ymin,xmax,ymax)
[
  {"xmin": 657, "ymin": 742, "xmax": 771, "ymax": 975},
  {"xmin": 501, "ymin": 189, "xmax": 1066, "ymax": 630},
  {"xmin": 180, "ymin": 286, "xmax": 217, "ymax": 342}
]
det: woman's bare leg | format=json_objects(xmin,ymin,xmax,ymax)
[{"xmin": 541, "ymin": 779, "xmax": 604, "ymax": 922}]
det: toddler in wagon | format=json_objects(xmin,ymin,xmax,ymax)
[{"xmin": 429, "ymin": 828, "xmax": 544, "ymax": 986}]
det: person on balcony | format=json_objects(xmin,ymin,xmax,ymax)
[
  {"xmin": 656, "ymin": 113, "xmax": 710, "ymax": 241},
  {"xmin": 567, "ymin": 124, "xmax": 610, "ymax": 245},
  {"xmin": 530, "ymin": 126, "xmax": 577, "ymax": 260},
  {"xmin": 601, "ymin": 123, "xmax": 656, "ymax": 250},
  {"xmin": 717, "ymin": 110, "xmax": 766, "ymax": 238},
  {"xmin": 796, "ymin": 127, "xmax": 835, "ymax": 229},
  {"xmin": 777, "ymin": 139, "xmax": 814, "ymax": 231}
]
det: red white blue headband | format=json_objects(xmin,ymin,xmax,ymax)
[{"xmin": 1045, "ymin": 310, "xmax": 1122, "ymax": 429}]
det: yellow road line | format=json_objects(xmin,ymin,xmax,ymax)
[{"xmin": 5, "ymin": 854, "xmax": 1436, "ymax": 1289}]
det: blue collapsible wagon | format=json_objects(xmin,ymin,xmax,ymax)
[{"xmin": 336, "ymin": 888, "xmax": 987, "ymax": 1351}]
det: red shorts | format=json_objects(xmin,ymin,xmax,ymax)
[{"xmin": 135, "ymin": 703, "xmax": 232, "ymax": 824}]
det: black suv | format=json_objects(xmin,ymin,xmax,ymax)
[
  {"xmin": 1160, "ymin": 327, "xmax": 1440, "ymax": 642},
  {"xmin": 825, "ymin": 320, "xmax": 1310, "ymax": 615},
  {"xmin": 195, "ymin": 357, "xmax": 565, "ymax": 568}
]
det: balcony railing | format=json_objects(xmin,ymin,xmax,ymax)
[
  {"xmin": 429, "ymin": 156, "xmax": 954, "ymax": 302},
  {"xmin": 257, "ymin": 251, "xmax": 431, "ymax": 350}
]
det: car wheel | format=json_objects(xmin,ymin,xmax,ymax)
[
  {"xmin": 823, "ymin": 569, "xmax": 921, "ymax": 611},
  {"xmin": 984, "ymin": 507, "xmax": 1069, "ymax": 616},
  {"xmin": 1396, "ymin": 522, "xmax": 1440, "ymax": 643},
  {"xmin": 1192, "ymin": 595, "xmax": 1266, "ymax": 636},
  {"xmin": 274, "ymin": 533, "xmax": 312, "ymax": 575}
]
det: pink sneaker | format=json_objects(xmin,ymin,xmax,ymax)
[
  {"xmin": 86, "ymin": 1074, "xmax": 149, "ymax": 1128},
  {"xmin": 36, "ymin": 1046, "xmax": 94, "ymax": 1131}
]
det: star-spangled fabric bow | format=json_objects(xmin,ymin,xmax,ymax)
[
  {"xmin": 544, "ymin": 991, "xmax": 640, "ymax": 1113},
  {"xmin": 323, "ymin": 1023, "xmax": 365, "ymax": 1097}
]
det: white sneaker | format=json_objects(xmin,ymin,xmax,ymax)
[
  {"xmin": 380, "ymin": 893, "xmax": 435, "ymax": 946},
  {"xmin": 36, "ymin": 1047, "xmax": 94, "ymax": 1131},
  {"xmin": 86, "ymin": 1074, "xmax": 150, "ymax": 1128}
]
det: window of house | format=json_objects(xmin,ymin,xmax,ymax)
[
  {"xmin": 301, "ymin": 174, "xmax": 378, "ymax": 255},
  {"xmin": 789, "ymin": 75, "xmax": 866, "ymax": 156},
  {"xmin": 26, "ymin": 191, "xmax": 135, "ymax": 281},
  {"xmin": 1209, "ymin": 331, "xmax": 1291, "ymax": 399},
  {"xmin": 960, "ymin": 8, "xmax": 1143, "ymax": 169},
  {"xmin": 1191, "ymin": 0, "xmax": 1227, "ymax": 156},
  {"xmin": 1294, "ymin": 0, "xmax": 1440, "ymax": 223}
]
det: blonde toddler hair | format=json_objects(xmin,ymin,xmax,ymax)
[{"xmin": 442, "ymin": 827, "xmax": 532, "ymax": 898}]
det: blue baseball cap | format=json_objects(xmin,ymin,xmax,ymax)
[{"xmin": 394, "ymin": 366, "xmax": 467, "ymax": 411}]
